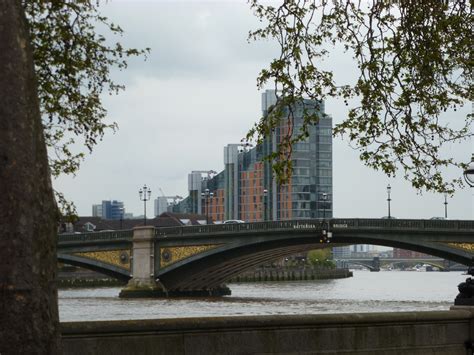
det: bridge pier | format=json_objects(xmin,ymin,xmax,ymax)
[
  {"xmin": 119, "ymin": 226, "xmax": 231, "ymax": 298},
  {"xmin": 119, "ymin": 227, "xmax": 166, "ymax": 298},
  {"xmin": 370, "ymin": 256, "xmax": 380, "ymax": 272},
  {"xmin": 443, "ymin": 259, "xmax": 452, "ymax": 271}
]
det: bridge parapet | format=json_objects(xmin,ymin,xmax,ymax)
[
  {"xmin": 57, "ymin": 219, "xmax": 474, "ymax": 244},
  {"xmin": 338, "ymin": 219, "xmax": 474, "ymax": 230},
  {"xmin": 153, "ymin": 218, "xmax": 474, "ymax": 239},
  {"xmin": 58, "ymin": 230, "xmax": 133, "ymax": 244},
  {"xmin": 329, "ymin": 218, "xmax": 474, "ymax": 230},
  {"xmin": 154, "ymin": 220, "xmax": 321, "ymax": 237},
  {"xmin": 154, "ymin": 221, "xmax": 329, "ymax": 240}
]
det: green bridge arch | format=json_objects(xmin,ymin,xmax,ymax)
[{"xmin": 58, "ymin": 218, "xmax": 474, "ymax": 295}]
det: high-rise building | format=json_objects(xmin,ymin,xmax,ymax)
[
  {"xmin": 154, "ymin": 196, "xmax": 169, "ymax": 217},
  {"xmin": 175, "ymin": 90, "xmax": 333, "ymax": 223},
  {"xmin": 224, "ymin": 144, "xmax": 240, "ymax": 220},
  {"xmin": 92, "ymin": 204, "xmax": 102, "ymax": 218},
  {"xmin": 101, "ymin": 200, "xmax": 124, "ymax": 220}
]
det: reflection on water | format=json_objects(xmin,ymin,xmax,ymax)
[{"xmin": 59, "ymin": 271, "xmax": 466, "ymax": 322}]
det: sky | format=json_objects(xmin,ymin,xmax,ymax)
[{"xmin": 54, "ymin": 0, "xmax": 473, "ymax": 220}]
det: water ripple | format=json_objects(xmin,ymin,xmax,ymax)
[{"xmin": 59, "ymin": 271, "xmax": 465, "ymax": 322}]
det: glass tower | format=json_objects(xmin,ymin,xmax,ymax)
[{"xmin": 175, "ymin": 90, "xmax": 333, "ymax": 222}]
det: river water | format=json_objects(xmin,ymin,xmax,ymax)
[{"xmin": 59, "ymin": 270, "xmax": 467, "ymax": 322}]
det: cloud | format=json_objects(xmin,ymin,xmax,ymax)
[
  {"xmin": 54, "ymin": 1, "xmax": 473, "ymax": 220},
  {"xmin": 102, "ymin": 1, "xmax": 277, "ymax": 83}
]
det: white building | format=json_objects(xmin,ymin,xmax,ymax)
[
  {"xmin": 154, "ymin": 196, "xmax": 169, "ymax": 217},
  {"xmin": 350, "ymin": 245, "xmax": 375, "ymax": 254},
  {"xmin": 92, "ymin": 204, "xmax": 102, "ymax": 217}
]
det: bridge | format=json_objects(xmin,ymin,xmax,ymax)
[
  {"xmin": 335, "ymin": 257, "xmax": 466, "ymax": 271},
  {"xmin": 57, "ymin": 218, "xmax": 474, "ymax": 297}
]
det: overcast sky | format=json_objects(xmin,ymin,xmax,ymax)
[{"xmin": 54, "ymin": 0, "xmax": 473, "ymax": 220}]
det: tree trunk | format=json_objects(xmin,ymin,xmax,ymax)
[{"xmin": 0, "ymin": 2, "xmax": 61, "ymax": 354}]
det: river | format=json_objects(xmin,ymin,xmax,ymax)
[{"xmin": 59, "ymin": 270, "xmax": 467, "ymax": 322}]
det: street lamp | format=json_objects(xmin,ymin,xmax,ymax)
[
  {"xmin": 319, "ymin": 192, "xmax": 331, "ymax": 243},
  {"xmin": 201, "ymin": 189, "xmax": 213, "ymax": 224},
  {"xmin": 321, "ymin": 192, "xmax": 328, "ymax": 220},
  {"xmin": 139, "ymin": 184, "xmax": 151, "ymax": 226},
  {"xmin": 444, "ymin": 193, "xmax": 448, "ymax": 219},
  {"xmin": 263, "ymin": 189, "xmax": 268, "ymax": 221},
  {"xmin": 386, "ymin": 184, "xmax": 392, "ymax": 218},
  {"xmin": 119, "ymin": 207, "xmax": 124, "ymax": 230},
  {"xmin": 464, "ymin": 154, "xmax": 474, "ymax": 187},
  {"xmin": 238, "ymin": 138, "xmax": 254, "ymax": 153}
]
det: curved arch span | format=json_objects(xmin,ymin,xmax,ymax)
[
  {"xmin": 156, "ymin": 234, "xmax": 472, "ymax": 292},
  {"xmin": 58, "ymin": 254, "xmax": 131, "ymax": 281},
  {"xmin": 344, "ymin": 261, "xmax": 377, "ymax": 271},
  {"xmin": 387, "ymin": 260, "xmax": 446, "ymax": 270}
]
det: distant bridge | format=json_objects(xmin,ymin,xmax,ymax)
[
  {"xmin": 58, "ymin": 218, "xmax": 474, "ymax": 296},
  {"xmin": 335, "ymin": 257, "xmax": 466, "ymax": 271}
]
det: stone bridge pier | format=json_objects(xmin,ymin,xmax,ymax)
[
  {"xmin": 119, "ymin": 227, "xmax": 164, "ymax": 298},
  {"xmin": 119, "ymin": 227, "xmax": 231, "ymax": 298},
  {"xmin": 372, "ymin": 257, "xmax": 380, "ymax": 272}
]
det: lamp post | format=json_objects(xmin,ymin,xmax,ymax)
[
  {"xmin": 139, "ymin": 184, "xmax": 151, "ymax": 226},
  {"xmin": 209, "ymin": 192, "xmax": 214, "ymax": 223},
  {"xmin": 201, "ymin": 189, "xmax": 213, "ymax": 224},
  {"xmin": 464, "ymin": 154, "xmax": 474, "ymax": 220},
  {"xmin": 452, "ymin": 156, "xmax": 474, "ymax": 305},
  {"xmin": 119, "ymin": 207, "xmax": 124, "ymax": 230},
  {"xmin": 263, "ymin": 189, "xmax": 268, "ymax": 221},
  {"xmin": 386, "ymin": 184, "xmax": 392, "ymax": 218},
  {"xmin": 464, "ymin": 154, "xmax": 474, "ymax": 187},
  {"xmin": 321, "ymin": 192, "xmax": 328, "ymax": 220},
  {"xmin": 444, "ymin": 193, "xmax": 448, "ymax": 219},
  {"xmin": 239, "ymin": 138, "xmax": 254, "ymax": 153},
  {"xmin": 320, "ymin": 192, "xmax": 331, "ymax": 243}
]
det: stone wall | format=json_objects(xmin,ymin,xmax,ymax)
[{"xmin": 61, "ymin": 309, "xmax": 474, "ymax": 354}]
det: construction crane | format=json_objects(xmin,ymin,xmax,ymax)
[
  {"xmin": 158, "ymin": 188, "xmax": 183, "ymax": 205},
  {"xmin": 191, "ymin": 170, "xmax": 217, "ymax": 180}
]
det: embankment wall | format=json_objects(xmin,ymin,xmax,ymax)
[{"xmin": 61, "ymin": 309, "xmax": 474, "ymax": 354}]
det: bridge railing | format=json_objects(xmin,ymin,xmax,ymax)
[
  {"xmin": 154, "ymin": 219, "xmax": 327, "ymax": 237},
  {"xmin": 154, "ymin": 218, "xmax": 474, "ymax": 238},
  {"xmin": 58, "ymin": 218, "xmax": 474, "ymax": 242},
  {"xmin": 58, "ymin": 230, "xmax": 133, "ymax": 243},
  {"xmin": 338, "ymin": 219, "xmax": 474, "ymax": 230}
]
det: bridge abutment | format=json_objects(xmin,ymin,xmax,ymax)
[{"xmin": 119, "ymin": 227, "xmax": 166, "ymax": 298}]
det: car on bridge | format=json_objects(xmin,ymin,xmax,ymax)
[{"xmin": 223, "ymin": 220, "xmax": 246, "ymax": 224}]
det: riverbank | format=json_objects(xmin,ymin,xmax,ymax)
[
  {"xmin": 229, "ymin": 267, "xmax": 352, "ymax": 283},
  {"xmin": 58, "ymin": 278, "xmax": 126, "ymax": 288},
  {"xmin": 58, "ymin": 268, "xmax": 127, "ymax": 288},
  {"xmin": 58, "ymin": 266, "xmax": 351, "ymax": 288}
]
